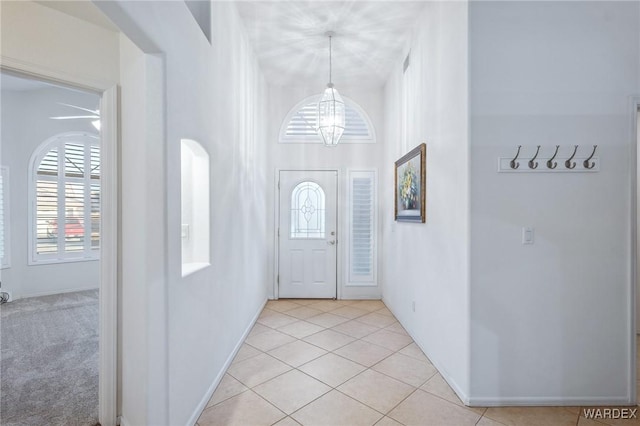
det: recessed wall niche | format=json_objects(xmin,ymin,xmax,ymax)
[{"xmin": 181, "ymin": 139, "xmax": 210, "ymax": 277}]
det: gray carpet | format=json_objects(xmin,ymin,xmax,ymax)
[{"xmin": 1, "ymin": 289, "xmax": 99, "ymax": 426}]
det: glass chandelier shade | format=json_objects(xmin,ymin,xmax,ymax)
[
  {"xmin": 318, "ymin": 83, "xmax": 345, "ymax": 146},
  {"xmin": 317, "ymin": 33, "xmax": 345, "ymax": 147}
]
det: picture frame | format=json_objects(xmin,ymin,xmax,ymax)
[{"xmin": 395, "ymin": 143, "xmax": 426, "ymax": 222}]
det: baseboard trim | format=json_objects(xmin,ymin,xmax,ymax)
[
  {"xmin": 439, "ymin": 368, "xmax": 469, "ymax": 405},
  {"xmin": 467, "ymin": 396, "xmax": 635, "ymax": 407},
  {"xmin": 381, "ymin": 299, "xmax": 471, "ymax": 405},
  {"xmin": 339, "ymin": 295, "xmax": 382, "ymax": 300},
  {"xmin": 186, "ymin": 297, "xmax": 268, "ymax": 426},
  {"xmin": 15, "ymin": 286, "xmax": 99, "ymax": 301},
  {"xmin": 409, "ymin": 336, "xmax": 471, "ymax": 405},
  {"xmin": 403, "ymin": 336, "xmax": 634, "ymax": 408}
]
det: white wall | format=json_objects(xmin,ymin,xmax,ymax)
[
  {"xmin": 266, "ymin": 85, "xmax": 385, "ymax": 299},
  {"xmin": 381, "ymin": 1, "xmax": 470, "ymax": 399},
  {"xmin": 117, "ymin": 34, "xmax": 167, "ymax": 426},
  {"xmin": 0, "ymin": 86, "xmax": 100, "ymax": 299},
  {"xmin": 2, "ymin": 1, "xmax": 269, "ymax": 423},
  {"xmin": 469, "ymin": 1, "xmax": 640, "ymax": 404},
  {"xmin": 104, "ymin": 2, "xmax": 271, "ymax": 424},
  {"xmin": 0, "ymin": 1, "xmax": 119, "ymax": 87}
]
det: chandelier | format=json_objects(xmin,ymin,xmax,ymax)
[{"xmin": 317, "ymin": 31, "xmax": 345, "ymax": 147}]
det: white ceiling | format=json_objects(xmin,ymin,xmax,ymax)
[
  {"xmin": 235, "ymin": 1, "xmax": 427, "ymax": 88},
  {"xmin": 26, "ymin": 0, "xmax": 425, "ymax": 88}
]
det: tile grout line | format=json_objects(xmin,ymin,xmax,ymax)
[
  {"xmin": 372, "ymin": 386, "xmax": 421, "ymax": 425},
  {"xmin": 204, "ymin": 300, "xmax": 453, "ymax": 425},
  {"xmin": 215, "ymin": 300, "xmax": 640, "ymax": 426},
  {"xmin": 330, "ymin": 386, "xmax": 400, "ymax": 422},
  {"xmin": 242, "ymin": 388, "xmax": 289, "ymax": 424},
  {"xmin": 242, "ymin": 306, "xmax": 438, "ymax": 415},
  {"xmin": 262, "ymin": 323, "xmax": 413, "ymax": 421},
  {"xmin": 226, "ymin": 353, "xmax": 294, "ymax": 389},
  {"xmin": 282, "ymin": 339, "xmax": 435, "ymax": 423}
]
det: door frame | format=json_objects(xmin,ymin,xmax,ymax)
[
  {"xmin": 632, "ymin": 95, "xmax": 640, "ymax": 404},
  {"xmin": 1, "ymin": 58, "xmax": 119, "ymax": 426},
  {"xmin": 274, "ymin": 169, "xmax": 341, "ymax": 300}
]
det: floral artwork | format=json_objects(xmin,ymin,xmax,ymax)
[
  {"xmin": 395, "ymin": 143, "xmax": 426, "ymax": 222},
  {"xmin": 399, "ymin": 161, "xmax": 418, "ymax": 210}
]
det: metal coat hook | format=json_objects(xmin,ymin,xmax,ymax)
[
  {"xmin": 528, "ymin": 145, "xmax": 541, "ymax": 169},
  {"xmin": 510, "ymin": 145, "xmax": 522, "ymax": 169},
  {"xmin": 583, "ymin": 145, "xmax": 597, "ymax": 169},
  {"xmin": 546, "ymin": 145, "xmax": 560, "ymax": 169},
  {"xmin": 565, "ymin": 145, "xmax": 578, "ymax": 169}
]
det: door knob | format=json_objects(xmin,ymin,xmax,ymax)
[{"xmin": 327, "ymin": 240, "xmax": 336, "ymax": 245}]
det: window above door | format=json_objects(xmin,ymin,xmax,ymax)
[{"xmin": 279, "ymin": 95, "xmax": 376, "ymax": 144}]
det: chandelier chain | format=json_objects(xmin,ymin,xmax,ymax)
[{"xmin": 329, "ymin": 35, "xmax": 332, "ymax": 84}]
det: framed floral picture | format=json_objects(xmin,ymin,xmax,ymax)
[{"xmin": 395, "ymin": 143, "xmax": 426, "ymax": 222}]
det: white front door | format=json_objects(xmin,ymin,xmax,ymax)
[{"xmin": 278, "ymin": 170, "xmax": 338, "ymax": 299}]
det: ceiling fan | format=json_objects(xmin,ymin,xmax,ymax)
[{"xmin": 50, "ymin": 102, "xmax": 101, "ymax": 130}]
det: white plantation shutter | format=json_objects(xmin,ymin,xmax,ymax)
[
  {"xmin": 348, "ymin": 170, "xmax": 377, "ymax": 285},
  {"xmin": 0, "ymin": 167, "xmax": 9, "ymax": 269},
  {"xmin": 281, "ymin": 96, "xmax": 375, "ymax": 143},
  {"xmin": 29, "ymin": 132, "xmax": 100, "ymax": 264},
  {"xmin": 343, "ymin": 104, "xmax": 370, "ymax": 138},
  {"xmin": 286, "ymin": 103, "xmax": 318, "ymax": 137}
]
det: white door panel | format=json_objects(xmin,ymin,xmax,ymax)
[{"xmin": 279, "ymin": 170, "xmax": 337, "ymax": 299}]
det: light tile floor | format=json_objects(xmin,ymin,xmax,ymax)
[{"xmin": 198, "ymin": 299, "xmax": 640, "ymax": 426}]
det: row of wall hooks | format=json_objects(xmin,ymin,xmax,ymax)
[
  {"xmin": 498, "ymin": 145, "xmax": 600, "ymax": 173},
  {"xmin": 511, "ymin": 145, "xmax": 597, "ymax": 170}
]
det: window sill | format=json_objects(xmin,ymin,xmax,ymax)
[
  {"xmin": 28, "ymin": 257, "xmax": 99, "ymax": 266},
  {"xmin": 182, "ymin": 262, "xmax": 210, "ymax": 278}
]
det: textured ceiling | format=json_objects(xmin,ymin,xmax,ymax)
[{"xmin": 235, "ymin": 1, "xmax": 427, "ymax": 88}]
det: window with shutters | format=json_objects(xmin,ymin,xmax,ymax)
[
  {"xmin": 347, "ymin": 170, "xmax": 377, "ymax": 285},
  {"xmin": 279, "ymin": 95, "xmax": 376, "ymax": 144},
  {"xmin": 29, "ymin": 132, "xmax": 100, "ymax": 264},
  {"xmin": 0, "ymin": 167, "xmax": 10, "ymax": 269}
]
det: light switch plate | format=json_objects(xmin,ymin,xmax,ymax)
[{"xmin": 522, "ymin": 226, "xmax": 534, "ymax": 245}]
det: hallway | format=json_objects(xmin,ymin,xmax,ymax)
[{"xmin": 197, "ymin": 300, "xmax": 622, "ymax": 426}]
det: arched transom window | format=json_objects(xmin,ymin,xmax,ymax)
[
  {"xmin": 280, "ymin": 95, "xmax": 376, "ymax": 144},
  {"xmin": 290, "ymin": 181, "xmax": 325, "ymax": 239},
  {"xmin": 29, "ymin": 132, "xmax": 100, "ymax": 264}
]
